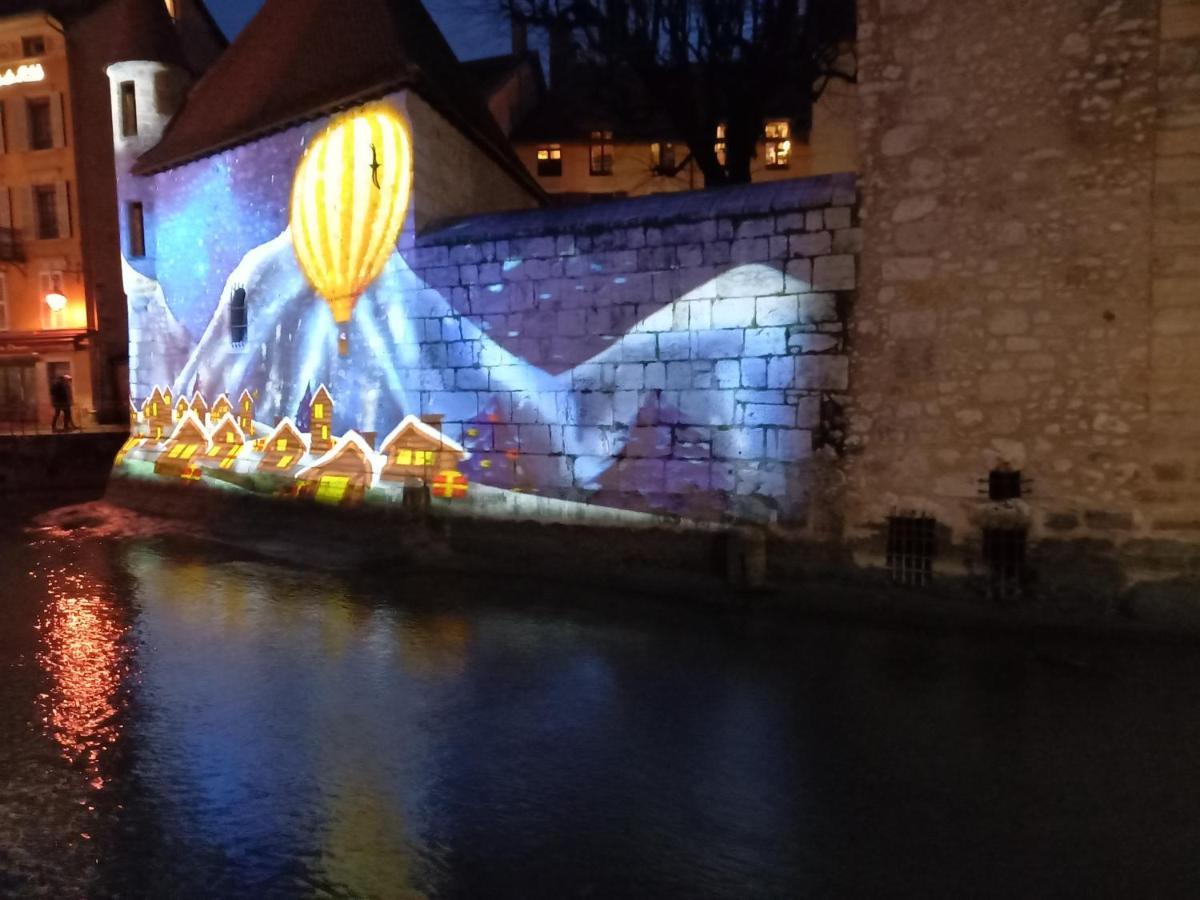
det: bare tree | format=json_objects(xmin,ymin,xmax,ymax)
[{"xmin": 503, "ymin": 0, "xmax": 855, "ymax": 186}]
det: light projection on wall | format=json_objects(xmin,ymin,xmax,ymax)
[
  {"xmin": 117, "ymin": 92, "xmax": 847, "ymax": 526},
  {"xmin": 290, "ymin": 105, "xmax": 413, "ymax": 357}
]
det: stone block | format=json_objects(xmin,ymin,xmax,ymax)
[
  {"xmin": 756, "ymin": 295, "xmax": 799, "ymax": 326},
  {"xmin": 743, "ymin": 403, "xmax": 795, "ymax": 426},
  {"xmin": 744, "ymin": 327, "xmax": 788, "ymax": 357},
  {"xmin": 575, "ymin": 392, "xmax": 614, "ymax": 426},
  {"xmin": 717, "ymin": 264, "xmax": 784, "ymax": 298},
  {"xmin": 625, "ymin": 427, "xmax": 673, "ymax": 458},
  {"xmin": 882, "ymin": 257, "xmax": 934, "ymax": 282},
  {"xmin": 518, "ymin": 425, "xmax": 553, "ymax": 454},
  {"xmin": 714, "ymin": 428, "xmax": 763, "ymax": 460},
  {"xmin": 715, "ymin": 359, "xmax": 741, "ymax": 389},
  {"xmin": 795, "ymin": 355, "xmax": 849, "ymax": 391},
  {"xmin": 455, "ymin": 367, "xmax": 489, "ymax": 390},
  {"xmin": 564, "ymin": 426, "xmax": 611, "ymax": 456},
  {"xmin": 621, "ymin": 333, "xmax": 659, "ymax": 362},
  {"xmin": 695, "ymin": 330, "xmax": 744, "ymax": 359},
  {"xmin": 617, "ymin": 458, "xmax": 665, "ymax": 492},
  {"xmin": 812, "ymin": 255, "xmax": 856, "ymax": 291},
  {"xmin": 666, "ymin": 460, "xmax": 711, "ymax": 491},
  {"xmin": 741, "ymin": 358, "xmax": 767, "ymax": 387},
  {"xmin": 798, "ymin": 294, "xmax": 840, "ymax": 323},
  {"xmin": 679, "ymin": 390, "xmax": 736, "ymax": 425},
  {"xmin": 790, "ymin": 231, "xmax": 833, "ymax": 257},
  {"xmin": 767, "ymin": 356, "xmax": 795, "ymax": 388},
  {"xmin": 658, "ymin": 332, "xmax": 691, "ymax": 360},
  {"xmin": 824, "ymin": 207, "xmax": 853, "ymax": 230},
  {"xmin": 712, "ymin": 297, "xmax": 756, "ymax": 328},
  {"xmin": 616, "ymin": 364, "xmax": 645, "ymax": 389}
]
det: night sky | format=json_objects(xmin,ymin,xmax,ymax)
[{"xmin": 204, "ymin": 0, "xmax": 513, "ymax": 60}]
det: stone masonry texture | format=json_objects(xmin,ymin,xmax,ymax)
[{"xmin": 849, "ymin": 0, "xmax": 1200, "ymax": 581}]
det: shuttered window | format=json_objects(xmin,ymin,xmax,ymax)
[{"xmin": 120, "ymin": 82, "xmax": 137, "ymax": 137}]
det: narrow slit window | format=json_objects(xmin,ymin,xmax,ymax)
[
  {"xmin": 714, "ymin": 123, "xmax": 727, "ymax": 167},
  {"xmin": 988, "ymin": 468, "xmax": 1022, "ymax": 501},
  {"xmin": 120, "ymin": 82, "xmax": 138, "ymax": 137},
  {"xmin": 536, "ymin": 144, "xmax": 562, "ymax": 177},
  {"xmin": 128, "ymin": 202, "xmax": 145, "ymax": 257},
  {"xmin": 229, "ymin": 286, "xmax": 248, "ymax": 347}
]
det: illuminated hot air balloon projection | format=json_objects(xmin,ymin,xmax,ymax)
[{"xmin": 290, "ymin": 104, "xmax": 413, "ymax": 356}]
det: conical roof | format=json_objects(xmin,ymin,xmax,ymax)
[
  {"xmin": 131, "ymin": 0, "xmax": 539, "ymax": 199},
  {"xmin": 99, "ymin": 0, "xmax": 187, "ymax": 69}
]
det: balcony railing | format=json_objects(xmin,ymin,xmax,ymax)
[{"xmin": 0, "ymin": 227, "xmax": 23, "ymax": 263}]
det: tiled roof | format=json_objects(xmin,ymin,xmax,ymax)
[
  {"xmin": 100, "ymin": 0, "xmax": 187, "ymax": 70},
  {"xmin": 132, "ymin": 0, "xmax": 541, "ymax": 200}
]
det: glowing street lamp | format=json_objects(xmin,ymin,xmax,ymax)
[{"xmin": 45, "ymin": 292, "xmax": 67, "ymax": 312}]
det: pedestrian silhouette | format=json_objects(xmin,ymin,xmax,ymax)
[{"xmin": 50, "ymin": 374, "xmax": 76, "ymax": 432}]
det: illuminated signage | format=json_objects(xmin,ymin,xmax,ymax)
[{"xmin": 0, "ymin": 63, "xmax": 45, "ymax": 88}]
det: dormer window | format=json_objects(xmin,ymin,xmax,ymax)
[
  {"xmin": 21, "ymin": 36, "xmax": 45, "ymax": 58},
  {"xmin": 536, "ymin": 144, "xmax": 562, "ymax": 177},
  {"xmin": 650, "ymin": 141, "xmax": 675, "ymax": 174},
  {"xmin": 589, "ymin": 131, "xmax": 613, "ymax": 176}
]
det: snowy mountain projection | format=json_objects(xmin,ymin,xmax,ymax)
[{"xmin": 126, "ymin": 96, "xmax": 818, "ymax": 517}]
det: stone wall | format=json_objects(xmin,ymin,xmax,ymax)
[
  {"xmin": 405, "ymin": 174, "xmax": 858, "ymax": 526},
  {"xmin": 849, "ymin": 0, "xmax": 1200, "ymax": 585}
]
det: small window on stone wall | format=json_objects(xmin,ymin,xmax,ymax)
[
  {"xmin": 887, "ymin": 514, "xmax": 935, "ymax": 587},
  {"xmin": 987, "ymin": 468, "xmax": 1022, "ymax": 501}
]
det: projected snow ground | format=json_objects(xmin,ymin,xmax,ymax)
[{"xmin": 119, "ymin": 94, "xmax": 853, "ymax": 524}]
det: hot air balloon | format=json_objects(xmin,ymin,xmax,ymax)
[{"xmin": 290, "ymin": 104, "xmax": 413, "ymax": 356}]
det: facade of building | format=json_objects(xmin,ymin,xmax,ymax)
[
  {"xmin": 0, "ymin": 0, "xmax": 222, "ymax": 430},
  {"xmin": 467, "ymin": 35, "xmax": 858, "ymax": 202}
]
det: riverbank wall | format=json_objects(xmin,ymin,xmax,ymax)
[{"xmin": 0, "ymin": 431, "xmax": 127, "ymax": 496}]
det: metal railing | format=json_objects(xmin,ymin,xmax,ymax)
[{"xmin": 0, "ymin": 401, "xmax": 93, "ymax": 435}]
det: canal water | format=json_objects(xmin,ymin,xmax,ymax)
[{"xmin": 2, "ymin": 502, "xmax": 1200, "ymax": 898}]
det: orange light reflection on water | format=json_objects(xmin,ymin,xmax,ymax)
[{"xmin": 35, "ymin": 558, "xmax": 131, "ymax": 790}]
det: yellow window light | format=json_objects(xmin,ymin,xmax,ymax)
[
  {"xmin": 276, "ymin": 438, "xmax": 288, "ymax": 451},
  {"xmin": 397, "ymin": 449, "xmax": 412, "ymax": 465},
  {"xmin": 313, "ymin": 403, "xmax": 324, "ymax": 419},
  {"xmin": 277, "ymin": 455, "xmax": 294, "ymax": 468}
]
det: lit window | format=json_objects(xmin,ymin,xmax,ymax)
[
  {"xmin": 589, "ymin": 130, "xmax": 613, "ymax": 176},
  {"xmin": 207, "ymin": 445, "xmax": 221, "ymax": 457},
  {"xmin": 220, "ymin": 457, "xmax": 236, "ymax": 470},
  {"xmin": 714, "ymin": 123, "xmax": 726, "ymax": 167},
  {"xmin": 536, "ymin": 144, "xmax": 562, "ymax": 177},
  {"xmin": 151, "ymin": 402, "xmax": 158, "ymax": 417},
  {"xmin": 21, "ymin": 36, "xmax": 45, "ymax": 58},
  {"xmin": 33, "ymin": 185, "xmax": 58, "ymax": 240},
  {"xmin": 168, "ymin": 444, "xmax": 184, "ymax": 458},
  {"xmin": 181, "ymin": 444, "xmax": 198, "ymax": 459},
  {"xmin": 397, "ymin": 448, "xmax": 412, "ymax": 465},
  {"xmin": 27, "ymin": 98, "xmax": 52, "ymax": 150},
  {"xmin": 119, "ymin": 82, "xmax": 137, "ymax": 137},
  {"xmin": 226, "ymin": 432, "xmax": 235, "ymax": 444},
  {"xmin": 313, "ymin": 403, "xmax": 324, "ymax": 418},
  {"xmin": 276, "ymin": 438, "xmax": 287, "ymax": 451},
  {"xmin": 128, "ymin": 202, "xmax": 145, "ymax": 257},
  {"xmin": 764, "ymin": 120, "xmax": 791, "ymax": 168},
  {"xmin": 277, "ymin": 455, "xmax": 293, "ymax": 468},
  {"xmin": 321, "ymin": 425, "xmax": 329, "ymax": 440},
  {"xmin": 650, "ymin": 142, "xmax": 675, "ymax": 174},
  {"xmin": 316, "ymin": 475, "xmax": 349, "ymax": 504}
]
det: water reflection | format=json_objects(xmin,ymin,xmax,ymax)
[{"xmin": 34, "ymin": 546, "xmax": 131, "ymax": 790}]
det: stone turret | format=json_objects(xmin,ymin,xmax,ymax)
[{"xmin": 105, "ymin": 0, "xmax": 191, "ymax": 283}]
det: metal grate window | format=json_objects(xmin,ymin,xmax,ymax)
[
  {"xmin": 983, "ymin": 526, "xmax": 1026, "ymax": 602},
  {"xmin": 988, "ymin": 469, "xmax": 1022, "ymax": 501},
  {"xmin": 887, "ymin": 515, "xmax": 936, "ymax": 587}
]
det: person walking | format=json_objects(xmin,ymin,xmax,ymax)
[{"xmin": 50, "ymin": 374, "xmax": 76, "ymax": 432}]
